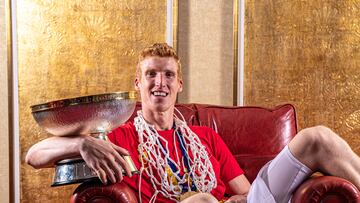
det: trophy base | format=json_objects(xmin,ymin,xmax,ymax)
[
  {"xmin": 52, "ymin": 177, "xmax": 100, "ymax": 187},
  {"xmin": 52, "ymin": 156, "xmax": 138, "ymax": 187}
]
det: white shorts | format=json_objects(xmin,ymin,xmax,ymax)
[{"xmin": 247, "ymin": 146, "xmax": 312, "ymax": 203}]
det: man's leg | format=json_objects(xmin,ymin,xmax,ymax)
[
  {"xmin": 289, "ymin": 125, "xmax": 360, "ymax": 189},
  {"xmin": 248, "ymin": 146, "xmax": 312, "ymax": 203}
]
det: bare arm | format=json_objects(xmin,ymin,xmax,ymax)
[
  {"xmin": 25, "ymin": 135, "xmax": 132, "ymax": 184},
  {"xmin": 225, "ymin": 174, "xmax": 251, "ymax": 203},
  {"xmin": 25, "ymin": 136, "xmax": 84, "ymax": 168}
]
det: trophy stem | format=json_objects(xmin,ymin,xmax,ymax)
[{"xmin": 93, "ymin": 131, "xmax": 108, "ymax": 141}]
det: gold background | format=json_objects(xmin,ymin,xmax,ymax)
[
  {"xmin": 244, "ymin": 0, "xmax": 360, "ymax": 155},
  {"xmin": 18, "ymin": 0, "xmax": 166, "ymax": 202}
]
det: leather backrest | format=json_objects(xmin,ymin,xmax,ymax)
[{"xmin": 194, "ymin": 104, "xmax": 297, "ymax": 182}]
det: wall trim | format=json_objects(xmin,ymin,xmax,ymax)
[
  {"xmin": 233, "ymin": 0, "xmax": 245, "ymax": 106},
  {"xmin": 166, "ymin": 0, "xmax": 178, "ymax": 50},
  {"xmin": 7, "ymin": 0, "xmax": 20, "ymax": 202},
  {"xmin": 238, "ymin": 0, "xmax": 245, "ymax": 106}
]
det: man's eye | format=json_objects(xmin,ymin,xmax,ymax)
[
  {"xmin": 165, "ymin": 72, "xmax": 175, "ymax": 78},
  {"xmin": 146, "ymin": 72, "xmax": 156, "ymax": 77}
]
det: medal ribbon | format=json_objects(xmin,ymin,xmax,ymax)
[{"xmin": 154, "ymin": 123, "xmax": 197, "ymax": 193}]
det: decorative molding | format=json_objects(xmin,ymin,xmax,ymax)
[
  {"xmin": 233, "ymin": 0, "xmax": 238, "ymax": 105},
  {"xmin": 166, "ymin": 0, "xmax": 178, "ymax": 50},
  {"xmin": 233, "ymin": 0, "xmax": 245, "ymax": 106},
  {"xmin": 238, "ymin": 0, "xmax": 245, "ymax": 106}
]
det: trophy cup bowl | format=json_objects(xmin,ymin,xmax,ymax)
[{"xmin": 31, "ymin": 91, "xmax": 138, "ymax": 186}]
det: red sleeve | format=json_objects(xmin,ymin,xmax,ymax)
[
  {"xmin": 107, "ymin": 130, "xmax": 116, "ymax": 144},
  {"xmin": 105, "ymin": 122, "xmax": 142, "ymax": 171},
  {"xmin": 106, "ymin": 122, "xmax": 135, "ymax": 147},
  {"xmin": 107, "ymin": 127, "xmax": 121, "ymax": 145},
  {"xmin": 207, "ymin": 128, "xmax": 244, "ymax": 183}
]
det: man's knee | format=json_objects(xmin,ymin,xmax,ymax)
[
  {"xmin": 297, "ymin": 125, "xmax": 342, "ymax": 150},
  {"xmin": 290, "ymin": 125, "xmax": 349, "ymax": 170}
]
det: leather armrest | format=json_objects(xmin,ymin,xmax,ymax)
[
  {"xmin": 70, "ymin": 176, "xmax": 360, "ymax": 203},
  {"xmin": 70, "ymin": 180, "xmax": 138, "ymax": 203},
  {"xmin": 292, "ymin": 176, "xmax": 360, "ymax": 203}
]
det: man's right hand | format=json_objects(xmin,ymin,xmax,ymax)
[
  {"xmin": 79, "ymin": 135, "xmax": 133, "ymax": 184},
  {"xmin": 26, "ymin": 135, "xmax": 133, "ymax": 185}
]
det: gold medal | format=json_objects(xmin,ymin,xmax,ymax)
[
  {"xmin": 138, "ymin": 148, "xmax": 149, "ymax": 168},
  {"xmin": 166, "ymin": 167, "xmax": 178, "ymax": 185}
]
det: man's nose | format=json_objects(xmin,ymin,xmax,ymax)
[{"xmin": 155, "ymin": 73, "xmax": 164, "ymax": 86}]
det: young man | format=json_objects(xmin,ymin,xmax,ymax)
[{"xmin": 26, "ymin": 43, "xmax": 360, "ymax": 203}]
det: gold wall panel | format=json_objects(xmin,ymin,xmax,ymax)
[
  {"xmin": 18, "ymin": 0, "xmax": 166, "ymax": 202},
  {"xmin": 177, "ymin": 0, "xmax": 235, "ymax": 106},
  {"xmin": 245, "ymin": 1, "xmax": 360, "ymax": 155}
]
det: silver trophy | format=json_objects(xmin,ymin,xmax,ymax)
[{"xmin": 31, "ymin": 91, "xmax": 139, "ymax": 186}]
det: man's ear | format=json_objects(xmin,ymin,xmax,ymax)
[
  {"xmin": 178, "ymin": 79, "xmax": 183, "ymax": 93},
  {"xmin": 134, "ymin": 78, "xmax": 140, "ymax": 90}
]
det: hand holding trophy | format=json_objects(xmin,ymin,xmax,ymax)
[{"xmin": 31, "ymin": 91, "xmax": 139, "ymax": 186}]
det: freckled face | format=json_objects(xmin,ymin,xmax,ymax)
[{"xmin": 135, "ymin": 56, "xmax": 183, "ymax": 113}]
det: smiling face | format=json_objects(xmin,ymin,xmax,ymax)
[{"xmin": 135, "ymin": 56, "xmax": 183, "ymax": 113}]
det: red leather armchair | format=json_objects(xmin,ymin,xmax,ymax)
[{"xmin": 71, "ymin": 103, "xmax": 360, "ymax": 203}]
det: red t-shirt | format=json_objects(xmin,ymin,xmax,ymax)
[{"xmin": 108, "ymin": 121, "xmax": 244, "ymax": 202}]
